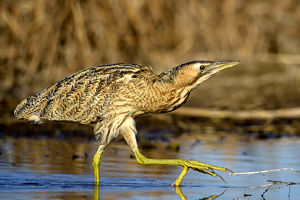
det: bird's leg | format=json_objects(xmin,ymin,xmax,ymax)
[
  {"xmin": 173, "ymin": 166, "xmax": 188, "ymax": 187},
  {"xmin": 174, "ymin": 185, "xmax": 187, "ymax": 200},
  {"xmin": 93, "ymin": 144, "xmax": 107, "ymax": 185},
  {"xmin": 121, "ymin": 127, "xmax": 228, "ymax": 186},
  {"xmin": 93, "ymin": 183, "xmax": 100, "ymax": 200},
  {"xmin": 134, "ymin": 149, "xmax": 228, "ymax": 186}
]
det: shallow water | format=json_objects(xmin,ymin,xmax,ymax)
[{"xmin": 0, "ymin": 134, "xmax": 300, "ymax": 200}]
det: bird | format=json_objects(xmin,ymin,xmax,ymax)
[{"xmin": 14, "ymin": 60, "xmax": 241, "ymax": 186}]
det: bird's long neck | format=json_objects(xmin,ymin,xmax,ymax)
[
  {"xmin": 150, "ymin": 68, "xmax": 200, "ymax": 113},
  {"xmin": 157, "ymin": 65, "xmax": 200, "ymax": 90}
]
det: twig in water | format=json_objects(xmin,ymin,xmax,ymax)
[
  {"xmin": 267, "ymin": 180, "xmax": 300, "ymax": 186},
  {"xmin": 229, "ymin": 168, "xmax": 300, "ymax": 175},
  {"xmin": 261, "ymin": 180, "xmax": 300, "ymax": 198},
  {"xmin": 227, "ymin": 168, "xmax": 300, "ymax": 198}
]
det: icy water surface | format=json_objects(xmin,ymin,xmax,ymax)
[{"xmin": 0, "ymin": 134, "xmax": 300, "ymax": 200}]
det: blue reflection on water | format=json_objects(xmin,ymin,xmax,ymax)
[{"xmin": 0, "ymin": 136, "xmax": 300, "ymax": 199}]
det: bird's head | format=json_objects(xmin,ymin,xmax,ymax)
[{"xmin": 168, "ymin": 60, "xmax": 241, "ymax": 89}]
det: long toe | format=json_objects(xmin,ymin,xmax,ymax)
[
  {"xmin": 187, "ymin": 160, "xmax": 227, "ymax": 172},
  {"xmin": 182, "ymin": 160, "xmax": 229, "ymax": 182}
]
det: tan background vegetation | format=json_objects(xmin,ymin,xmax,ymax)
[{"xmin": 1, "ymin": 0, "xmax": 300, "ymax": 111}]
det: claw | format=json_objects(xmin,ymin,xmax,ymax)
[
  {"xmin": 191, "ymin": 166, "xmax": 227, "ymax": 183},
  {"xmin": 225, "ymin": 168, "xmax": 233, "ymax": 174},
  {"xmin": 214, "ymin": 172, "xmax": 227, "ymax": 183}
]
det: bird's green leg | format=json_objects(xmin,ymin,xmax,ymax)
[
  {"xmin": 93, "ymin": 144, "xmax": 106, "ymax": 185},
  {"xmin": 121, "ymin": 121, "xmax": 230, "ymax": 186},
  {"xmin": 134, "ymin": 149, "xmax": 228, "ymax": 185},
  {"xmin": 93, "ymin": 184, "xmax": 100, "ymax": 200},
  {"xmin": 174, "ymin": 186, "xmax": 187, "ymax": 200},
  {"xmin": 173, "ymin": 166, "xmax": 188, "ymax": 187}
]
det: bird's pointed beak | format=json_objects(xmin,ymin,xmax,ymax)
[{"xmin": 204, "ymin": 60, "xmax": 241, "ymax": 75}]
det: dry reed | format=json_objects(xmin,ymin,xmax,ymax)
[{"xmin": 0, "ymin": 0, "xmax": 299, "ymax": 110}]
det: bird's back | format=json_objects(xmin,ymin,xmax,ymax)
[{"xmin": 14, "ymin": 63, "xmax": 155, "ymax": 124}]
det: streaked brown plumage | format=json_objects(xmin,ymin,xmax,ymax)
[{"xmin": 14, "ymin": 60, "xmax": 241, "ymax": 186}]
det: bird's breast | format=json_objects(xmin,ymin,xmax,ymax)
[
  {"xmin": 136, "ymin": 85, "xmax": 191, "ymax": 114},
  {"xmin": 160, "ymin": 89, "xmax": 191, "ymax": 113}
]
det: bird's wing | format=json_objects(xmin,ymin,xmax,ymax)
[{"xmin": 15, "ymin": 63, "xmax": 154, "ymax": 124}]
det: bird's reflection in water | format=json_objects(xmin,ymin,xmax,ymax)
[
  {"xmin": 93, "ymin": 184, "xmax": 226, "ymax": 200},
  {"xmin": 94, "ymin": 184, "xmax": 100, "ymax": 200},
  {"xmin": 175, "ymin": 186, "xmax": 226, "ymax": 200}
]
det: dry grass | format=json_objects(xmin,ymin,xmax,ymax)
[{"xmin": 0, "ymin": 0, "xmax": 300, "ymax": 109}]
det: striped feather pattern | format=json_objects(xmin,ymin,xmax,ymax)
[{"xmin": 14, "ymin": 61, "xmax": 214, "ymax": 143}]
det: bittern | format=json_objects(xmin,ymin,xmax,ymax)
[{"xmin": 14, "ymin": 60, "xmax": 240, "ymax": 186}]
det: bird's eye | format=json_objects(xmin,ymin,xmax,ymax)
[{"xmin": 200, "ymin": 65, "xmax": 206, "ymax": 70}]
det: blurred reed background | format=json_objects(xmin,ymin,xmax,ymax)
[
  {"xmin": 1, "ymin": 2, "xmax": 300, "ymax": 195},
  {"xmin": 0, "ymin": 0, "xmax": 300, "ymax": 113}
]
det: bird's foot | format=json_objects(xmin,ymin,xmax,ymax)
[
  {"xmin": 173, "ymin": 160, "xmax": 232, "ymax": 186},
  {"xmin": 185, "ymin": 160, "xmax": 230, "ymax": 181},
  {"xmin": 133, "ymin": 150, "xmax": 231, "ymax": 186}
]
